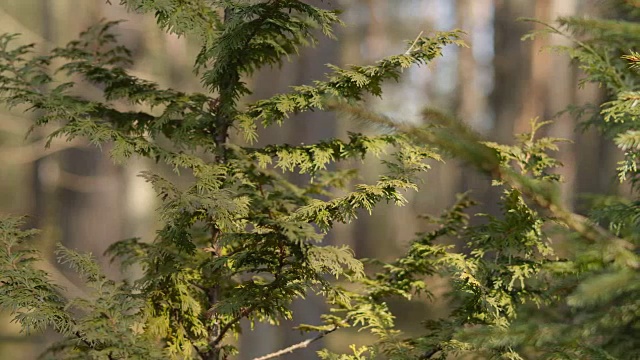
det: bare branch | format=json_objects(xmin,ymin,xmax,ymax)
[
  {"xmin": 405, "ymin": 31, "xmax": 424, "ymax": 54},
  {"xmin": 252, "ymin": 327, "xmax": 337, "ymax": 360},
  {"xmin": 207, "ymin": 303, "xmax": 259, "ymax": 353}
]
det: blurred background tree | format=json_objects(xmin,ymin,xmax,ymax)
[{"xmin": 0, "ymin": 0, "xmax": 625, "ymax": 359}]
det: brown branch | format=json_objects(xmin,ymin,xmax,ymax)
[
  {"xmin": 201, "ymin": 3, "xmax": 300, "ymax": 357},
  {"xmin": 202, "ymin": 226, "xmax": 222, "ymax": 360},
  {"xmin": 209, "ymin": 303, "xmax": 260, "ymax": 350},
  {"xmin": 499, "ymin": 169, "xmax": 636, "ymax": 256},
  {"xmin": 201, "ymin": 8, "xmax": 235, "ymax": 358},
  {"xmin": 251, "ymin": 327, "xmax": 337, "ymax": 360},
  {"xmin": 74, "ymin": 331, "xmax": 115, "ymax": 360},
  {"xmin": 204, "ymin": 270, "xmax": 289, "ymax": 357}
]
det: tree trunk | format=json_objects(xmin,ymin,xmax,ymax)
[{"xmin": 239, "ymin": 1, "xmax": 340, "ymax": 357}]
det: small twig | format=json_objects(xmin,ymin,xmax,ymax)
[
  {"xmin": 74, "ymin": 331, "xmax": 115, "ymax": 360},
  {"xmin": 405, "ymin": 31, "xmax": 424, "ymax": 54},
  {"xmin": 204, "ymin": 226, "xmax": 222, "ymax": 359},
  {"xmin": 209, "ymin": 303, "xmax": 259, "ymax": 349},
  {"xmin": 252, "ymin": 327, "xmax": 338, "ymax": 360}
]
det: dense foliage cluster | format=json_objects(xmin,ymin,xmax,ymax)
[{"xmin": 0, "ymin": 1, "xmax": 638, "ymax": 359}]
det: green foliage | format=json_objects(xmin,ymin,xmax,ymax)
[
  {"xmin": 316, "ymin": 8, "xmax": 640, "ymax": 360},
  {"xmin": 1, "ymin": 1, "xmax": 639, "ymax": 359},
  {"xmin": 0, "ymin": 216, "xmax": 69, "ymax": 334},
  {"xmin": 0, "ymin": 216, "xmax": 164, "ymax": 359},
  {"xmin": 0, "ymin": 1, "xmax": 462, "ymax": 359},
  {"xmin": 315, "ymin": 115, "xmax": 563, "ymax": 359},
  {"xmin": 524, "ymin": 13, "xmax": 640, "ymax": 187}
]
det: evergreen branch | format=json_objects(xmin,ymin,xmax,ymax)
[
  {"xmin": 198, "ymin": 0, "xmax": 341, "ymax": 97},
  {"xmin": 73, "ymin": 330, "xmax": 116, "ymax": 360},
  {"xmin": 0, "ymin": 26, "xmax": 218, "ymax": 148},
  {"xmin": 204, "ymin": 265, "xmax": 292, "ymax": 357},
  {"xmin": 245, "ymin": 133, "xmax": 397, "ymax": 174},
  {"xmin": 332, "ymin": 102, "xmax": 635, "ymax": 255},
  {"xmin": 120, "ymin": 0, "xmax": 221, "ymax": 41},
  {"xmin": 239, "ymin": 30, "xmax": 465, "ymax": 129},
  {"xmin": 252, "ymin": 326, "xmax": 337, "ymax": 360},
  {"xmin": 445, "ymin": 124, "xmax": 620, "ymax": 249},
  {"xmin": 0, "ymin": 217, "xmax": 73, "ymax": 334},
  {"xmin": 405, "ymin": 31, "xmax": 425, "ymax": 54},
  {"xmin": 201, "ymin": 8, "xmax": 237, "ymax": 359},
  {"xmin": 521, "ymin": 17, "xmax": 627, "ymax": 91},
  {"xmin": 516, "ymin": 185, "xmax": 637, "ymax": 263},
  {"xmin": 455, "ymin": 127, "xmax": 629, "ymax": 251}
]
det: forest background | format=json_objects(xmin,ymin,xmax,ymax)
[{"xmin": 0, "ymin": 0, "xmax": 627, "ymax": 359}]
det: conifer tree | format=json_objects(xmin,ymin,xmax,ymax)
[
  {"xmin": 1, "ymin": 1, "xmax": 638, "ymax": 359},
  {"xmin": 0, "ymin": 1, "xmax": 462, "ymax": 359}
]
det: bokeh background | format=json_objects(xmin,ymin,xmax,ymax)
[{"xmin": 0, "ymin": 0, "xmax": 624, "ymax": 358}]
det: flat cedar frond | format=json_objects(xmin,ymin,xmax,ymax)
[
  {"xmin": 246, "ymin": 133, "xmax": 398, "ymax": 175},
  {"xmin": 0, "ymin": 217, "xmax": 72, "ymax": 335},
  {"xmin": 121, "ymin": 0, "xmax": 222, "ymax": 41},
  {"xmin": 239, "ymin": 30, "xmax": 464, "ymax": 130}
]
